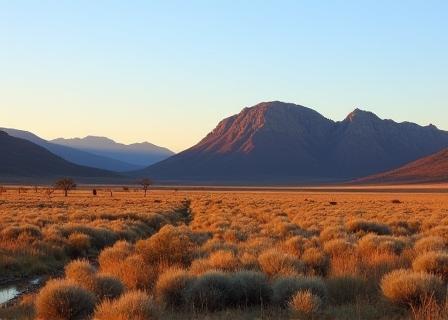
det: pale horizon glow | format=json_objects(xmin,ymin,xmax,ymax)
[{"xmin": 1, "ymin": 1, "xmax": 447, "ymax": 152}]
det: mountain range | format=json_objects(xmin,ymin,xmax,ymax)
[
  {"xmin": 2, "ymin": 101, "xmax": 448, "ymax": 184},
  {"xmin": 51, "ymin": 136, "xmax": 174, "ymax": 168},
  {"xmin": 136, "ymin": 101, "xmax": 448, "ymax": 183},
  {"xmin": 1, "ymin": 128, "xmax": 174, "ymax": 172},
  {"xmin": 0, "ymin": 131, "xmax": 118, "ymax": 181}
]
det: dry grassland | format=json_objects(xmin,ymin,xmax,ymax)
[{"xmin": 1, "ymin": 188, "xmax": 448, "ymax": 319}]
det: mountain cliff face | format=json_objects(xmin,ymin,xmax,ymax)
[
  {"xmin": 0, "ymin": 131, "xmax": 118, "ymax": 180},
  {"xmin": 135, "ymin": 101, "xmax": 448, "ymax": 183},
  {"xmin": 355, "ymin": 148, "xmax": 448, "ymax": 184}
]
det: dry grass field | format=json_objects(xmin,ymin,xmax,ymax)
[{"xmin": 1, "ymin": 187, "xmax": 448, "ymax": 319}]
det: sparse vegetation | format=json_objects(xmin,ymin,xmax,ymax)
[{"xmin": 1, "ymin": 189, "xmax": 448, "ymax": 319}]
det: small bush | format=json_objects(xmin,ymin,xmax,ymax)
[
  {"xmin": 319, "ymin": 226, "xmax": 347, "ymax": 243},
  {"xmin": 358, "ymin": 234, "xmax": 408, "ymax": 255},
  {"xmin": 326, "ymin": 276, "xmax": 366, "ymax": 305},
  {"xmin": 273, "ymin": 276, "xmax": 328, "ymax": 307},
  {"xmin": 289, "ymin": 290, "xmax": 322, "ymax": 317},
  {"xmin": 186, "ymin": 271, "xmax": 232, "ymax": 311},
  {"xmin": 136, "ymin": 225, "xmax": 197, "ymax": 267},
  {"xmin": 64, "ymin": 259, "xmax": 96, "ymax": 290},
  {"xmin": 323, "ymin": 239, "xmax": 354, "ymax": 256},
  {"xmin": 94, "ymin": 290, "xmax": 157, "ymax": 320},
  {"xmin": 230, "ymin": 271, "xmax": 273, "ymax": 307},
  {"xmin": 281, "ymin": 236, "xmax": 307, "ymax": 256},
  {"xmin": 302, "ymin": 248, "xmax": 330, "ymax": 276},
  {"xmin": 381, "ymin": 269, "xmax": 446, "ymax": 307},
  {"xmin": 100, "ymin": 254, "xmax": 153, "ymax": 290},
  {"xmin": 207, "ymin": 250, "xmax": 240, "ymax": 271},
  {"xmin": 99, "ymin": 241, "xmax": 134, "ymax": 268},
  {"xmin": 35, "ymin": 279, "xmax": 95, "ymax": 320},
  {"xmin": 94, "ymin": 275, "xmax": 125, "ymax": 301},
  {"xmin": 155, "ymin": 267, "xmax": 195, "ymax": 309},
  {"xmin": 414, "ymin": 236, "xmax": 447, "ymax": 253},
  {"xmin": 258, "ymin": 250, "xmax": 305, "ymax": 277},
  {"xmin": 413, "ymin": 252, "xmax": 448, "ymax": 280},
  {"xmin": 347, "ymin": 219, "xmax": 391, "ymax": 235},
  {"xmin": 67, "ymin": 232, "xmax": 91, "ymax": 258}
]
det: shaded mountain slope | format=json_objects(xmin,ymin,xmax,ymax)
[{"xmin": 355, "ymin": 148, "xmax": 448, "ymax": 184}]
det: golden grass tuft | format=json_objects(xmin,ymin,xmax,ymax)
[{"xmin": 94, "ymin": 290, "xmax": 158, "ymax": 320}]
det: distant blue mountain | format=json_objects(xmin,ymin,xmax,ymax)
[
  {"xmin": 51, "ymin": 136, "xmax": 174, "ymax": 168},
  {"xmin": 1, "ymin": 128, "xmax": 140, "ymax": 172},
  {"xmin": 0, "ymin": 130, "xmax": 118, "ymax": 179}
]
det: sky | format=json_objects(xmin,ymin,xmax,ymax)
[{"xmin": 1, "ymin": 1, "xmax": 447, "ymax": 152}]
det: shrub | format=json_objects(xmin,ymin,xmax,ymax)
[
  {"xmin": 136, "ymin": 225, "xmax": 197, "ymax": 267},
  {"xmin": 281, "ymin": 236, "xmax": 307, "ymax": 256},
  {"xmin": 381, "ymin": 269, "xmax": 446, "ymax": 307},
  {"xmin": 186, "ymin": 271, "xmax": 233, "ymax": 311},
  {"xmin": 273, "ymin": 276, "xmax": 328, "ymax": 307},
  {"xmin": 326, "ymin": 276, "xmax": 366, "ymax": 305},
  {"xmin": 100, "ymin": 253, "xmax": 153, "ymax": 290},
  {"xmin": 67, "ymin": 232, "xmax": 91, "ymax": 257},
  {"xmin": 230, "ymin": 271, "xmax": 273, "ymax": 307},
  {"xmin": 289, "ymin": 290, "xmax": 322, "ymax": 317},
  {"xmin": 155, "ymin": 267, "xmax": 195, "ymax": 309},
  {"xmin": 414, "ymin": 236, "xmax": 447, "ymax": 253},
  {"xmin": 258, "ymin": 250, "xmax": 305, "ymax": 277},
  {"xmin": 207, "ymin": 250, "xmax": 240, "ymax": 271},
  {"xmin": 189, "ymin": 258, "xmax": 214, "ymax": 275},
  {"xmin": 64, "ymin": 259, "xmax": 96, "ymax": 290},
  {"xmin": 35, "ymin": 279, "xmax": 95, "ymax": 320},
  {"xmin": 98, "ymin": 241, "xmax": 134, "ymax": 272},
  {"xmin": 358, "ymin": 234, "xmax": 408, "ymax": 255},
  {"xmin": 94, "ymin": 275, "xmax": 125, "ymax": 301},
  {"xmin": 0, "ymin": 225, "xmax": 42, "ymax": 240},
  {"xmin": 94, "ymin": 290, "xmax": 157, "ymax": 320},
  {"xmin": 302, "ymin": 248, "xmax": 330, "ymax": 276},
  {"xmin": 347, "ymin": 219, "xmax": 391, "ymax": 235},
  {"xmin": 319, "ymin": 226, "xmax": 347, "ymax": 243},
  {"xmin": 413, "ymin": 252, "xmax": 448, "ymax": 280},
  {"xmin": 323, "ymin": 239, "xmax": 354, "ymax": 257}
]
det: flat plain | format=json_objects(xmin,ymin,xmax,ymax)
[{"xmin": 1, "ymin": 186, "xmax": 448, "ymax": 319}]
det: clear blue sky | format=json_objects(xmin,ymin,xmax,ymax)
[{"xmin": 1, "ymin": 1, "xmax": 447, "ymax": 152}]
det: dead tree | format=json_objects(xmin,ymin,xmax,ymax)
[
  {"xmin": 138, "ymin": 178, "xmax": 153, "ymax": 197},
  {"xmin": 54, "ymin": 178, "xmax": 76, "ymax": 197}
]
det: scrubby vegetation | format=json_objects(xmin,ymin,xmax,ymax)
[{"xmin": 1, "ymin": 189, "xmax": 448, "ymax": 319}]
